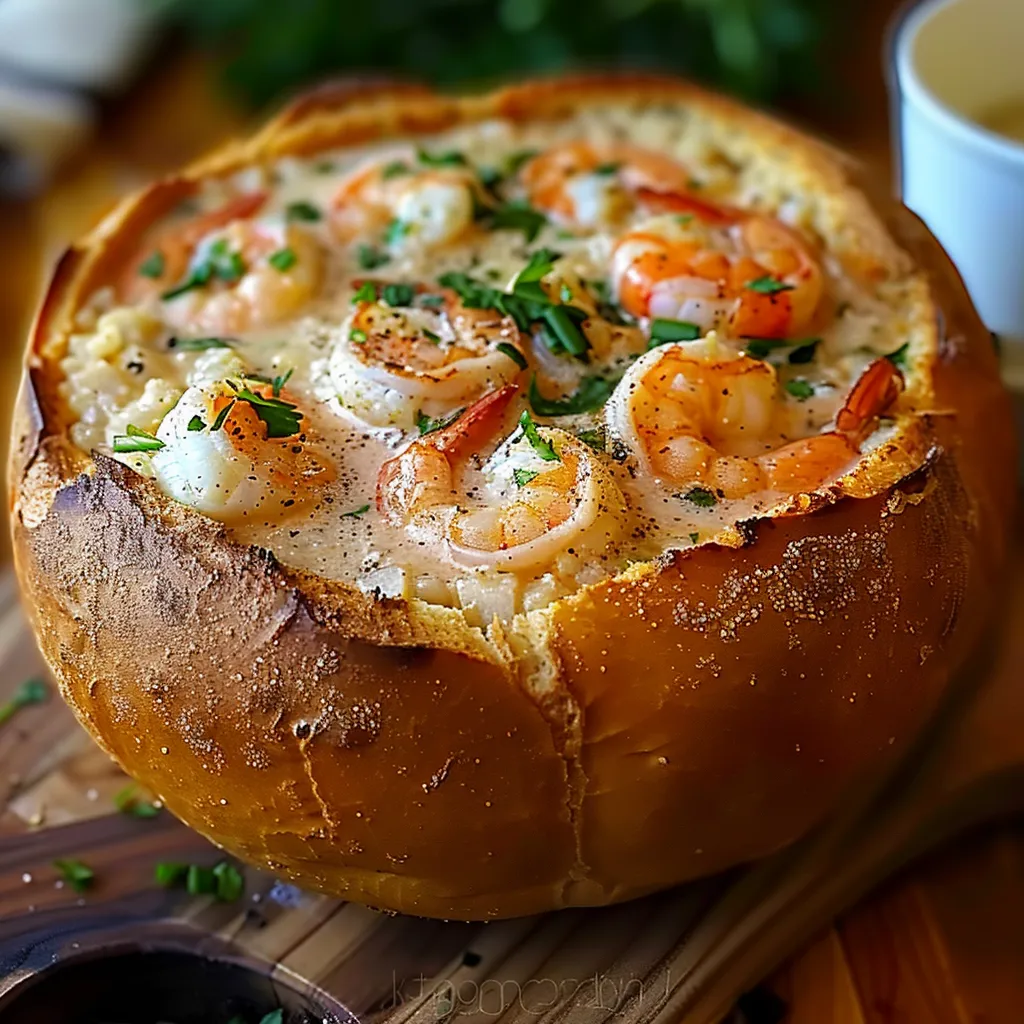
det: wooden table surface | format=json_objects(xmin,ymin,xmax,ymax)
[{"xmin": 3, "ymin": 33, "xmax": 1024, "ymax": 1023}]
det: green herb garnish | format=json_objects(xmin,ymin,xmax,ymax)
[
  {"xmin": 341, "ymin": 504, "xmax": 371, "ymax": 518},
  {"xmin": 114, "ymin": 783, "xmax": 161, "ymax": 818},
  {"xmin": 161, "ymin": 238, "xmax": 245, "ymax": 300},
  {"xmin": 138, "ymin": 251, "xmax": 165, "ymax": 279},
  {"xmin": 268, "ymin": 247, "xmax": 297, "ymax": 272},
  {"xmin": 212, "ymin": 861, "xmax": 245, "ymax": 902},
  {"xmin": 382, "ymin": 159, "xmax": 410, "ymax": 179},
  {"xmin": 155, "ymin": 862, "xmax": 188, "ymax": 887},
  {"xmin": 356, "ymin": 244, "xmax": 390, "ymax": 270},
  {"xmin": 285, "ymin": 200, "xmax": 321, "ymax": 222},
  {"xmin": 746, "ymin": 275, "xmax": 794, "ymax": 295},
  {"xmin": 576, "ymin": 427, "xmax": 606, "ymax": 452},
  {"xmin": 259, "ymin": 1011, "xmax": 284, "ymax": 1024},
  {"xmin": 787, "ymin": 339, "xmax": 821, "ymax": 364},
  {"xmin": 594, "ymin": 161, "xmax": 622, "ymax": 175},
  {"xmin": 187, "ymin": 415, "xmax": 206, "ymax": 432},
  {"xmin": 518, "ymin": 410, "xmax": 559, "ymax": 461},
  {"xmin": 227, "ymin": 382, "xmax": 303, "ymax": 437},
  {"xmin": 490, "ymin": 200, "xmax": 547, "ymax": 242},
  {"xmin": 422, "ymin": 328, "xmax": 441, "ymax": 344},
  {"xmin": 382, "ymin": 282, "xmax": 416, "ymax": 307},
  {"xmin": 743, "ymin": 338, "xmax": 788, "ymax": 359},
  {"xmin": 887, "ymin": 342, "xmax": 909, "ymax": 370},
  {"xmin": 415, "ymin": 407, "xmax": 464, "ymax": 436},
  {"xmin": 418, "ymin": 293, "xmax": 445, "ymax": 307},
  {"xmin": 54, "ymin": 858, "xmax": 94, "ymax": 892},
  {"xmin": 352, "ymin": 281, "xmax": 378, "ymax": 304},
  {"xmin": 528, "ymin": 374, "xmax": 616, "ymax": 416},
  {"xmin": 496, "ymin": 342, "xmax": 527, "ymax": 369},
  {"xmin": 682, "ymin": 486, "xmax": 717, "ymax": 508},
  {"xmin": 112, "ymin": 424, "xmax": 165, "ymax": 453},
  {"xmin": 384, "ymin": 218, "xmax": 410, "ymax": 246},
  {"xmin": 417, "ymin": 147, "xmax": 467, "ymax": 168},
  {"xmin": 187, "ymin": 864, "xmax": 216, "ymax": 896},
  {"xmin": 210, "ymin": 400, "xmax": 235, "ymax": 432},
  {"xmin": 513, "ymin": 468, "xmax": 540, "ymax": 487},
  {"xmin": 689, "ymin": 531, "xmax": 700, "ymax": 543},
  {"xmin": 538, "ymin": 305, "xmax": 590, "ymax": 359},
  {"xmin": 349, "ymin": 328, "xmax": 368, "ymax": 344},
  {"xmin": 784, "ymin": 378, "xmax": 815, "ymax": 400},
  {"xmin": 649, "ymin": 318, "xmax": 701, "ymax": 347},
  {"xmin": 168, "ymin": 336, "xmax": 234, "ymax": 352},
  {"xmin": 0, "ymin": 678, "xmax": 49, "ymax": 727},
  {"xmin": 271, "ymin": 367, "xmax": 293, "ymax": 397}
]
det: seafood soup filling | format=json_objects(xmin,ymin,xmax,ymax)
[{"xmin": 58, "ymin": 102, "xmax": 917, "ymax": 623}]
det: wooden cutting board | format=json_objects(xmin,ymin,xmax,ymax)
[{"xmin": 1, "ymin": 540, "xmax": 1023, "ymax": 1024}]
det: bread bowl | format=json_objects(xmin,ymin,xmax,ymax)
[{"xmin": 9, "ymin": 74, "xmax": 1015, "ymax": 921}]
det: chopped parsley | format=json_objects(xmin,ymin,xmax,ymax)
[
  {"xmin": 356, "ymin": 244, "xmax": 390, "ymax": 270},
  {"xmin": 349, "ymin": 328, "xmax": 368, "ymax": 344},
  {"xmin": 162, "ymin": 860, "xmax": 244, "ymax": 902},
  {"xmin": 54, "ymin": 858, "xmax": 94, "ymax": 892},
  {"xmin": 538, "ymin": 304, "xmax": 590, "ymax": 358},
  {"xmin": 441, "ymin": 254, "xmax": 592, "ymax": 361},
  {"xmin": 496, "ymin": 342, "xmax": 527, "ymax": 369},
  {"xmin": 187, "ymin": 415, "xmax": 206, "ymax": 432},
  {"xmin": 227, "ymin": 382, "xmax": 303, "ymax": 437},
  {"xmin": 560, "ymin": 284, "xmax": 574, "ymax": 302},
  {"xmin": 382, "ymin": 159, "xmax": 410, "ymax": 179},
  {"xmin": 422, "ymin": 328, "xmax": 441, "ymax": 344},
  {"xmin": 271, "ymin": 368, "xmax": 293, "ymax": 396},
  {"xmin": 268, "ymin": 247, "xmax": 297, "ymax": 272},
  {"xmin": 256, "ymin": 1012, "xmax": 284, "ymax": 1024},
  {"xmin": 161, "ymin": 238, "xmax": 245, "ymax": 300},
  {"xmin": 682, "ymin": 486, "xmax": 717, "ymax": 508},
  {"xmin": 576, "ymin": 426, "xmax": 606, "ymax": 452},
  {"xmin": 649, "ymin": 318, "xmax": 701, "ymax": 347},
  {"xmin": 594, "ymin": 161, "xmax": 622, "ymax": 175},
  {"xmin": 285, "ymin": 200, "xmax": 321, "ymax": 222},
  {"xmin": 415, "ymin": 407, "xmax": 463, "ymax": 436},
  {"xmin": 138, "ymin": 251, "xmax": 165, "ymax": 279},
  {"xmin": 489, "ymin": 200, "xmax": 547, "ymax": 242},
  {"xmin": 787, "ymin": 339, "xmax": 821, "ymax": 364},
  {"xmin": 384, "ymin": 218, "xmax": 410, "ymax": 247},
  {"xmin": 745, "ymin": 337, "xmax": 820, "ymax": 364},
  {"xmin": 351, "ymin": 281, "xmax": 378, "ymax": 304},
  {"xmin": 529, "ymin": 374, "xmax": 617, "ymax": 416},
  {"xmin": 746, "ymin": 275, "xmax": 794, "ymax": 295},
  {"xmin": 114, "ymin": 783, "xmax": 161, "ymax": 818},
  {"xmin": 382, "ymin": 282, "xmax": 416, "ymax": 307},
  {"xmin": 168, "ymin": 336, "xmax": 233, "ymax": 352},
  {"xmin": 0, "ymin": 678, "xmax": 49, "ymax": 727},
  {"xmin": 887, "ymin": 342, "xmax": 909, "ymax": 370},
  {"xmin": 155, "ymin": 862, "xmax": 189, "ymax": 887},
  {"xmin": 210, "ymin": 401, "xmax": 235, "ymax": 431},
  {"xmin": 513, "ymin": 468, "xmax": 540, "ymax": 487},
  {"xmin": 112, "ymin": 424, "xmax": 165, "ymax": 453},
  {"xmin": 418, "ymin": 293, "xmax": 445, "ymax": 307},
  {"xmin": 341, "ymin": 504, "xmax": 370, "ymax": 518},
  {"xmin": 417, "ymin": 147, "xmax": 467, "ymax": 168},
  {"xmin": 784, "ymin": 378, "xmax": 815, "ymax": 400},
  {"xmin": 518, "ymin": 410, "xmax": 559, "ymax": 461},
  {"xmin": 689, "ymin": 531, "xmax": 700, "ymax": 543}
]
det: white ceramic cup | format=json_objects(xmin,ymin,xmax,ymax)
[{"xmin": 891, "ymin": 0, "xmax": 1024, "ymax": 353}]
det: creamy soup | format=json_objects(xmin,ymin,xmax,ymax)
[{"xmin": 59, "ymin": 102, "xmax": 912, "ymax": 624}]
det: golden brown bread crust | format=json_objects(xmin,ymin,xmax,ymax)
[{"xmin": 9, "ymin": 75, "xmax": 1017, "ymax": 919}]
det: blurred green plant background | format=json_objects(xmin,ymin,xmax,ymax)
[{"xmin": 154, "ymin": 0, "xmax": 835, "ymax": 110}]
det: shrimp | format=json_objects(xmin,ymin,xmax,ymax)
[
  {"xmin": 329, "ymin": 285, "xmax": 528, "ymax": 429},
  {"xmin": 520, "ymin": 142, "xmax": 694, "ymax": 227},
  {"xmin": 331, "ymin": 158, "xmax": 480, "ymax": 253},
  {"xmin": 125, "ymin": 191, "xmax": 323, "ymax": 334},
  {"xmin": 149, "ymin": 378, "xmax": 334, "ymax": 521},
  {"xmin": 611, "ymin": 208, "xmax": 825, "ymax": 339},
  {"xmin": 377, "ymin": 385, "xmax": 624, "ymax": 572},
  {"xmin": 606, "ymin": 340, "xmax": 903, "ymax": 499}
]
